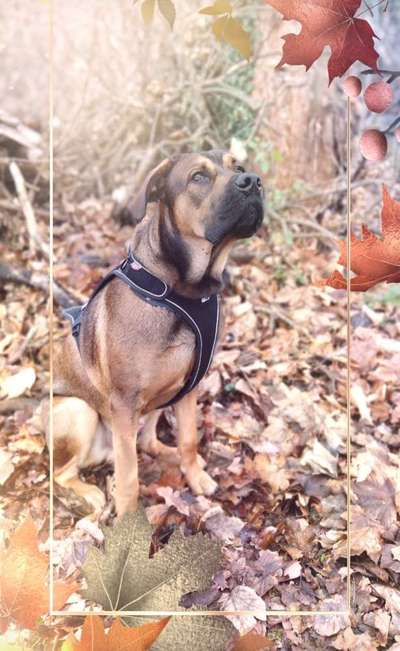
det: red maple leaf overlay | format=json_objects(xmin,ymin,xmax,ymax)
[
  {"xmin": 320, "ymin": 186, "xmax": 400, "ymax": 291},
  {"xmin": 265, "ymin": 0, "xmax": 379, "ymax": 83}
]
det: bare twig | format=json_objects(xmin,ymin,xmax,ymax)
[
  {"xmin": 0, "ymin": 397, "xmax": 39, "ymax": 414},
  {"xmin": 256, "ymin": 305, "xmax": 313, "ymax": 340},
  {"xmin": 8, "ymin": 161, "xmax": 49, "ymax": 258},
  {"xmin": 384, "ymin": 116, "xmax": 400, "ymax": 134},
  {"xmin": 0, "ymin": 263, "xmax": 83, "ymax": 308},
  {"xmin": 8, "ymin": 325, "xmax": 38, "ymax": 364}
]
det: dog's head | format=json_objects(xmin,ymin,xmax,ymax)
[
  {"xmin": 128, "ymin": 150, "xmax": 265, "ymax": 243},
  {"xmin": 124, "ymin": 150, "xmax": 265, "ymax": 294}
]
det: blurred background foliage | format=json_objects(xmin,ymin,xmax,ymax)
[{"xmin": 0, "ymin": 0, "xmax": 399, "ymax": 297}]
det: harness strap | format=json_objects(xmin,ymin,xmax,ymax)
[{"xmin": 64, "ymin": 249, "xmax": 220, "ymax": 409}]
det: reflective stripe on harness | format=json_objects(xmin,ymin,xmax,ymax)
[{"xmin": 64, "ymin": 249, "xmax": 221, "ymax": 409}]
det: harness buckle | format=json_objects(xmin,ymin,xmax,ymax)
[{"xmin": 120, "ymin": 257, "xmax": 129, "ymax": 271}]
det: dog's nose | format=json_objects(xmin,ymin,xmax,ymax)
[{"xmin": 235, "ymin": 172, "xmax": 263, "ymax": 194}]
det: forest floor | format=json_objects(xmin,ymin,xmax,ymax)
[{"xmin": 1, "ymin": 187, "xmax": 400, "ymax": 649}]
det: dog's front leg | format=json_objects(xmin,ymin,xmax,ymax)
[
  {"xmin": 110, "ymin": 400, "xmax": 140, "ymax": 517},
  {"xmin": 175, "ymin": 388, "xmax": 217, "ymax": 496}
]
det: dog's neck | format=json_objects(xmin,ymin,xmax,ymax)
[{"xmin": 129, "ymin": 203, "xmax": 233, "ymax": 299}]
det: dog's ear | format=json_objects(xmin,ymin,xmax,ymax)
[{"xmin": 128, "ymin": 158, "xmax": 173, "ymax": 223}]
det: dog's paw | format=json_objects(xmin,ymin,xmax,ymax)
[
  {"xmin": 82, "ymin": 485, "xmax": 106, "ymax": 513},
  {"xmin": 184, "ymin": 466, "xmax": 218, "ymax": 496},
  {"xmin": 140, "ymin": 438, "xmax": 179, "ymax": 462}
]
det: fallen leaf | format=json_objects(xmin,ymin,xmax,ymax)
[
  {"xmin": 363, "ymin": 609, "xmax": 390, "ymax": 645},
  {"xmin": 199, "ymin": 370, "xmax": 222, "ymax": 399},
  {"xmin": 332, "ymin": 626, "xmax": 377, "ymax": 650},
  {"xmin": 204, "ymin": 510, "xmax": 245, "ymax": 542},
  {"xmin": 251, "ymin": 453, "xmax": 290, "ymax": 493},
  {"xmin": 220, "ymin": 586, "xmax": 266, "ymax": 635},
  {"xmin": 156, "ymin": 486, "xmax": 190, "ymax": 516},
  {"xmin": 313, "ymin": 596, "xmax": 350, "ymax": 637},
  {"xmin": 350, "ymin": 505, "xmax": 384, "ymax": 560},
  {"xmin": 352, "ymin": 450, "xmax": 376, "ymax": 483},
  {"xmin": 0, "ymin": 450, "xmax": 14, "ymax": 486},
  {"xmin": 354, "ymin": 472, "xmax": 398, "ymax": 540},
  {"xmin": 381, "ymin": 544, "xmax": 400, "ymax": 573},
  {"xmin": 65, "ymin": 615, "xmax": 169, "ymax": 651},
  {"xmin": 321, "ymin": 186, "xmax": 400, "ymax": 291},
  {"xmin": 232, "ymin": 631, "xmax": 275, "ymax": 650},
  {"xmin": 265, "ymin": 0, "xmax": 379, "ymax": 83},
  {"xmin": 300, "ymin": 439, "xmax": 337, "ymax": 477},
  {"xmin": 0, "ymin": 367, "xmax": 36, "ymax": 399},
  {"xmin": 0, "ymin": 515, "xmax": 77, "ymax": 632},
  {"xmin": 351, "ymin": 383, "xmax": 373, "ymax": 424},
  {"xmin": 284, "ymin": 560, "xmax": 302, "ymax": 580},
  {"xmin": 374, "ymin": 584, "xmax": 400, "ymax": 615}
]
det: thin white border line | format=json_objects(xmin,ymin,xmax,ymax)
[
  {"xmin": 346, "ymin": 96, "xmax": 352, "ymax": 612},
  {"xmin": 49, "ymin": 0, "xmax": 54, "ymax": 615},
  {"xmin": 48, "ymin": 23, "xmax": 352, "ymax": 618},
  {"xmin": 50, "ymin": 610, "xmax": 351, "ymax": 617}
]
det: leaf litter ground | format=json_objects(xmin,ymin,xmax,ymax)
[{"xmin": 1, "ymin": 193, "xmax": 400, "ymax": 649}]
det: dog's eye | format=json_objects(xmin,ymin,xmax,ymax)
[
  {"xmin": 235, "ymin": 165, "xmax": 245, "ymax": 173},
  {"xmin": 191, "ymin": 171, "xmax": 210, "ymax": 183}
]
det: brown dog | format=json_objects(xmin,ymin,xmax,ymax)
[{"xmin": 45, "ymin": 150, "xmax": 264, "ymax": 517}]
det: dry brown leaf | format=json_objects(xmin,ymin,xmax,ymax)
[
  {"xmin": 354, "ymin": 472, "xmax": 398, "ymax": 540},
  {"xmin": 351, "ymin": 505, "xmax": 384, "ymax": 560},
  {"xmin": 313, "ymin": 596, "xmax": 350, "ymax": 637},
  {"xmin": 363, "ymin": 609, "xmax": 390, "ymax": 645},
  {"xmin": 251, "ymin": 454, "xmax": 290, "ymax": 493},
  {"xmin": 220, "ymin": 586, "xmax": 266, "ymax": 635},
  {"xmin": 332, "ymin": 627, "xmax": 378, "ymax": 651},
  {"xmin": 300, "ymin": 439, "xmax": 338, "ymax": 477},
  {"xmin": 0, "ymin": 367, "xmax": 36, "ymax": 399},
  {"xmin": 0, "ymin": 450, "xmax": 14, "ymax": 486},
  {"xmin": 351, "ymin": 383, "xmax": 373, "ymax": 424},
  {"xmin": 374, "ymin": 584, "xmax": 400, "ymax": 615}
]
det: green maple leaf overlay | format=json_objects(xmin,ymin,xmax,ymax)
[{"xmin": 82, "ymin": 506, "xmax": 236, "ymax": 650}]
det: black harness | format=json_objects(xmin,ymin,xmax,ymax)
[{"xmin": 64, "ymin": 248, "xmax": 221, "ymax": 408}]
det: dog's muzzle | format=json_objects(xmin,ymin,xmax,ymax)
[{"xmin": 234, "ymin": 172, "xmax": 265, "ymax": 237}]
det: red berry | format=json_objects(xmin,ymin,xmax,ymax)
[
  {"xmin": 364, "ymin": 81, "xmax": 393, "ymax": 113},
  {"xmin": 360, "ymin": 129, "xmax": 388, "ymax": 161},
  {"xmin": 395, "ymin": 127, "xmax": 400, "ymax": 143},
  {"xmin": 342, "ymin": 75, "xmax": 362, "ymax": 98}
]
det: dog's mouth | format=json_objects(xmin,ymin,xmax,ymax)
[
  {"xmin": 232, "ymin": 198, "xmax": 265, "ymax": 238},
  {"xmin": 206, "ymin": 182, "xmax": 265, "ymax": 244}
]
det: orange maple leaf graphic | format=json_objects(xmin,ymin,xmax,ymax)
[
  {"xmin": 321, "ymin": 186, "xmax": 400, "ymax": 291},
  {"xmin": 62, "ymin": 615, "xmax": 170, "ymax": 651},
  {"xmin": 232, "ymin": 631, "xmax": 274, "ymax": 650},
  {"xmin": 0, "ymin": 515, "xmax": 77, "ymax": 632},
  {"xmin": 265, "ymin": 0, "xmax": 379, "ymax": 83}
]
